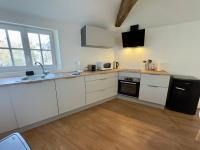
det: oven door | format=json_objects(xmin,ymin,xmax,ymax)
[{"xmin": 118, "ymin": 80, "xmax": 140, "ymax": 97}]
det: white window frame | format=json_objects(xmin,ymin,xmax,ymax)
[{"xmin": 0, "ymin": 22, "xmax": 57, "ymax": 73}]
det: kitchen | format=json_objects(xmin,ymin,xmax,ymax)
[{"xmin": 0, "ymin": 0, "xmax": 200, "ymax": 149}]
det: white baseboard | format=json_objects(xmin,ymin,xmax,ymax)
[{"xmin": 117, "ymin": 94, "xmax": 165, "ymax": 109}]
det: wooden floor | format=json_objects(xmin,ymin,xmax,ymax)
[{"xmin": 23, "ymin": 99, "xmax": 200, "ymax": 150}]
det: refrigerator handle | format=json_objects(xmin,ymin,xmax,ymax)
[{"xmin": 175, "ymin": 87, "xmax": 186, "ymax": 91}]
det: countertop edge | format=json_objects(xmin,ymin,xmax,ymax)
[{"xmin": 0, "ymin": 69, "xmax": 170, "ymax": 86}]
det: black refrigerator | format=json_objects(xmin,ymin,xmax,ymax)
[{"xmin": 166, "ymin": 75, "xmax": 200, "ymax": 115}]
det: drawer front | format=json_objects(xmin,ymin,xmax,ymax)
[
  {"xmin": 86, "ymin": 87, "xmax": 117, "ymax": 105},
  {"xmin": 141, "ymin": 74, "xmax": 170, "ymax": 87},
  {"xmin": 119, "ymin": 72, "xmax": 141, "ymax": 78},
  {"xmin": 85, "ymin": 73, "xmax": 118, "ymax": 82},
  {"xmin": 86, "ymin": 77, "xmax": 117, "ymax": 93},
  {"xmin": 139, "ymin": 85, "xmax": 168, "ymax": 105}
]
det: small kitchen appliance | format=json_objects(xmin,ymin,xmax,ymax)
[
  {"xmin": 113, "ymin": 61, "xmax": 119, "ymax": 69},
  {"xmin": 96, "ymin": 62, "xmax": 113, "ymax": 70},
  {"xmin": 88, "ymin": 65, "xmax": 96, "ymax": 72}
]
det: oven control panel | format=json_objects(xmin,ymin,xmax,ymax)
[{"xmin": 119, "ymin": 76, "xmax": 140, "ymax": 82}]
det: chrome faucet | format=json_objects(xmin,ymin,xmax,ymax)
[{"xmin": 35, "ymin": 62, "xmax": 49, "ymax": 75}]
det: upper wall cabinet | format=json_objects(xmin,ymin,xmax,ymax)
[{"xmin": 81, "ymin": 25, "xmax": 114, "ymax": 48}]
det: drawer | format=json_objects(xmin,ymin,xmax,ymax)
[
  {"xmin": 85, "ymin": 73, "xmax": 118, "ymax": 82},
  {"xmin": 119, "ymin": 72, "xmax": 140, "ymax": 78},
  {"xmin": 139, "ymin": 85, "xmax": 168, "ymax": 105},
  {"xmin": 86, "ymin": 87, "xmax": 117, "ymax": 105},
  {"xmin": 86, "ymin": 77, "xmax": 117, "ymax": 93},
  {"xmin": 140, "ymin": 74, "xmax": 170, "ymax": 87}
]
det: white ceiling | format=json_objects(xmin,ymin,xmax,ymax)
[
  {"xmin": 122, "ymin": 0, "xmax": 200, "ymax": 30},
  {"xmin": 0, "ymin": 0, "xmax": 121, "ymax": 28},
  {"xmin": 1, "ymin": 0, "xmax": 200, "ymax": 30}
]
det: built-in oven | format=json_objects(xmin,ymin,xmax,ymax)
[{"xmin": 118, "ymin": 77, "xmax": 140, "ymax": 97}]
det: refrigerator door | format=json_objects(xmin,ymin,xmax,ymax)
[{"xmin": 166, "ymin": 77, "xmax": 200, "ymax": 115}]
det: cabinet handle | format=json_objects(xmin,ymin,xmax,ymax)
[
  {"xmin": 175, "ymin": 87, "xmax": 186, "ymax": 91},
  {"xmin": 100, "ymin": 78, "xmax": 107, "ymax": 80},
  {"xmin": 120, "ymin": 81, "xmax": 137, "ymax": 85},
  {"xmin": 148, "ymin": 85, "xmax": 159, "ymax": 88}
]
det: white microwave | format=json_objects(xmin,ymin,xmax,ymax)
[{"xmin": 96, "ymin": 62, "xmax": 113, "ymax": 70}]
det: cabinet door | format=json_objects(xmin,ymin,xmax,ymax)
[
  {"xmin": 55, "ymin": 77, "xmax": 85, "ymax": 114},
  {"xmin": 139, "ymin": 85, "xmax": 168, "ymax": 105},
  {"xmin": 10, "ymin": 81, "xmax": 58, "ymax": 128},
  {"xmin": 140, "ymin": 74, "xmax": 170, "ymax": 87},
  {"xmin": 86, "ymin": 87, "xmax": 117, "ymax": 105},
  {"xmin": 168, "ymin": 80, "xmax": 198, "ymax": 114},
  {"xmin": 86, "ymin": 77, "xmax": 117, "ymax": 93},
  {"xmin": 0, "ymin": 87, "xmax": 18, "ymax": 133},
  {"xmin": 85, "ymin": 73, "xmax": 117, "ymax": 82}
]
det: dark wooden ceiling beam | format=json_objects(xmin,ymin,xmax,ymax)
[{"xmin": 115, "ymin": 0, "xmax": 138, "ymax": 27}]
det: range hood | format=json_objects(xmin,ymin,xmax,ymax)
[{"xmin": 122, "ymin": 25, "xmax": 145, "ymax": 48}]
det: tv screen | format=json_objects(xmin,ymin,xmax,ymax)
[{"xmin": 122, "ymin": 29, "xmax": 145, "ymax": 48}]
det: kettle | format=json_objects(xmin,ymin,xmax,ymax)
[{"xmin": 113, "ymin": 61, "xmax": 119, "ymax": 69}]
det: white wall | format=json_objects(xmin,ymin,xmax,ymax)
[
  {"xmin": 115, "ymin": 20, "xmax": 200, "ymax": 79},
  {"xmin": 0, "ymin": 9, "xmax": 115, "ymax": 76}
]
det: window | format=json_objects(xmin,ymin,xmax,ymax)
[{"xmin": 0, "ymin": 23, "xmax": 56, "ymax": 72}]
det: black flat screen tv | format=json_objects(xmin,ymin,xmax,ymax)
[{"xmin": 122, "ymin": 29, "xmax": 145, "ymax": 48}]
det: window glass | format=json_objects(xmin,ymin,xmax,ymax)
[
  {"xmin": 28, "ymin": 33, "xmax": 40, "ymax": 49},
  {"xmin": 0, "ymin": 29, "xmax": 8, "ymax": 48},
  {"xmin": 8, "ymin": 30, "xmax": 23, "ymax": 48},
  {"xmin": 0, "ymin": 49, "xmax": 12, "ymax": 67},
  {"xmin": 40, "ymin": 34, "xmax": 51, "ymax": 50},
  {"xmin": 12, "ymin": 50, "xmax": 26, "ymax": 66},
  {"xmin": 42, "ymin": 51, "xmax": 53, "ymax": 65},
  {"xmin": 31, "ymin": 50, "xmax": 42, "ymax": 65},
  {"xmin": 0, "ymin": 23, "xmax": 56, "ymax": 72}
]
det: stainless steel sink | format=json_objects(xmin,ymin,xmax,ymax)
[
  {"xmin": 21, "ymin": 75, "xmax": 46, "ymax": 81},
  {"xmin": 0, "ymin": 72, "xmax": 80, "ymax": 85},
  {"xmin": 20, "ymin": 73, "xmax": 64, "ymax": 81},
  {"xmin": 9, "ymin": 72, "xmax": 80, "ymax": 84}
]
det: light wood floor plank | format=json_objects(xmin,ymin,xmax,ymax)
[{"xmin": 23, "ymin": 99, "xmax": 200, "ymax": 150}]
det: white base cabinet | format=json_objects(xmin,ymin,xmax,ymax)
[
  {"xmin": 0, "ymin": 71, "xmax": 173, "ymax": 134},
  {"xmin": 139, "ymin": 85, "xmax": 168, "ymax": 105},
  {"xmin": 139, "ymin": 74, "xmax": 170, "ymax": 105},
  {"xmin": 10, "ymin": 81, "xmax": 58, "ymax": 128},
  {"xmin": 85, "ymin": 73, "xmax": 118, "ymax": 105},
  {"xmin": 55, "ymin": 77, "xmax": 85, "ymax": 114},
  {"xmin": 0, "ymin": 87, "xmax": 18, "ymax": 133},
  {"xmin": 86, "ymin": 87, "xmax": 117, "ymax": 104}
]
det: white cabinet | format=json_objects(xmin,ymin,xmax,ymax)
[
  {"xmin": 55, "ymin": 77, "xmax": 85, "ymax": 114},
  {"xmin": 139, "ymin": 74, "xmax": 170, "ymax": 105},
  {"xmin": 85, "ymin": 73, "xmax": 118, "ymax": 104},
  {"xmin": 81, "ymin": 25, "xmax": 114, "ymax": 48},
  {"xmin": 85, "ymin": 73, "xmax": 118, "ymax": 82},
  {"xmin": 86, "ymin": 87, "xmax": 117, "ymax": 104},
  {"xmin": 0, "ymin": 86, "xmax": 18, "ymax": 133},
  {"xmin": 86, "ymin": 77, "xmax": 117, "ymax": 93},
  {"xmin": 118, "ymin": 72, "xmax": 141, "ymax": 78},
  {"xmin": 139, "ymin": 85, "xmax": 168, "ymax": 105},
  {"xmin": 140, "ymin": 74, "xmax": 170, "ymax": 87},
  {"xmin": 10, "ymin": 80, "xmax": 58, "ymax": 128}
]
